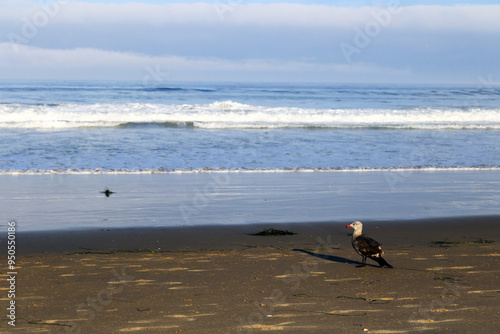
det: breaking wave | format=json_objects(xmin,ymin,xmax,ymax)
[{"xmin": 1, "ymin": 101, "xmax": 500, "ymax": 130}]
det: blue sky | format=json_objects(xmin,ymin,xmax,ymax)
[
  {"xmin": 58, "ymin": 0, "xmax": 500, "ymax": 4},
  {"xmin": 1, "ymin": 1, "xmax": 499, "ymax": 84}
]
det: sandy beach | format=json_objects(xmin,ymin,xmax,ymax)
[
  {"xmin": 3, "ymin": 216, "xmax": 499, "ymax": 333},
  {"xmin": 3, "ymin": 2, "xmax": 500, "ymax": 332}
]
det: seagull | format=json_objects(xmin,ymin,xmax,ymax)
[
  {"xmin": 100, "ymin": 188, "xmax": 115, "ymax": 197},
  {"xmin": 346, "ymin": 221, "xmax": 393, "ymax": 268}
]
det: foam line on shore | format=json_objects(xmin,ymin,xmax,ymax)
[{"xmin": 2, "ymin": 166, "xmax": 500, "ymax": 175}]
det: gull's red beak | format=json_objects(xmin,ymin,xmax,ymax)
[{"xmin": 346, "ymin": 224, "xmax": 351, "ymax": 228}]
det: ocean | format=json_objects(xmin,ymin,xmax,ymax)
[
  {"xmin": 2, "ymin": 81, "xmax": 500, "ymax": 231},
  {"xmin": 1, "ymin": 80, "xmax": 500, "ymax": 174}
]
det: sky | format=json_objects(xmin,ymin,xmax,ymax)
[{"xmin": 0, "ymin": 0, "xmax": 499, "ymax": 84}]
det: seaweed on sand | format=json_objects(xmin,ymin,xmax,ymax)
[
  {"xmin": 431, "ymin": 239, "xmax": 494, "ymax": 247},
  {"xmin": 250, "ymin": 228, "xmax": 297, "ymax": 236}
]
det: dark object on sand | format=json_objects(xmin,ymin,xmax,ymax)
[
  {"xmin": 432, "ymin": 239, "xmax": 494, "ymax": 247},
  {"xmin": 100, "ymin": 188, "xmax": 115, "ymax": 197},
  {"xmin": 251, "ymin": 228, "xmax": 297, "ymax": 236},
  {"xmin": 346, "ymin": 221, "xmax": 393, "ymax": 268}
]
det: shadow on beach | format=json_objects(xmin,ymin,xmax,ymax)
[{"xmin": 293, "ymin": 249, "xmax": 379, "ymax": 268}]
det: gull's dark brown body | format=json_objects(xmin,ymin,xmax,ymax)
[{"xmin": 347, "ymin": 221, "xmax": 393, "ymax": 268}]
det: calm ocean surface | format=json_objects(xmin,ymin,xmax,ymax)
[{"xmin": 1, "ymin": 80, "xmax": 500, "ymax": 174}]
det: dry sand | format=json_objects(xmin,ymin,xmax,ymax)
[{"xmin": 2, "ymin": 216, "xmax": 500, "ymax": 333}]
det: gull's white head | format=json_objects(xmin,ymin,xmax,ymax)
[
  {"xmin": 346, "ymin": 221, "xmax": 363, "ymax": 237},
  {"xmin": 346, "ymin": 221, "xmax": 362, "ymax": 229}
]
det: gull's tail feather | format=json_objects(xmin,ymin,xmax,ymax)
[{"xmin": 373, "ymin": 256, "xmax": 393, "ymax": 268}]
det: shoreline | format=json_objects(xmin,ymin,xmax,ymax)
[
  {"xmin": 11, "ymin": 215, "xmax": 500, "ymax": 255},
  {"xmin": 2, "ymin": 166, "xmax": 500, "ymax": 175},
  {"xmin": 2, "ymin": 169, "xmax": 500, "ymax": 232}
]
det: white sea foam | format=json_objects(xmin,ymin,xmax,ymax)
[
  {"xmin": 2, "ymin": 101, "xmax": 500, "ymax": 130},
  {"xmin": 2, "ymin": 166, "xmax": 500, "ymax": 175}
]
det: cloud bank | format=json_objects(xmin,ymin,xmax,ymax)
[
  {"xmin": 0, "ymin": 42, "xmax": 411, "ymax": 83},
  {"xmin": 1, "ymin": 1, "xmax": 499, "ymax": 83}
]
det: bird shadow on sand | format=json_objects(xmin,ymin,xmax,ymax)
[{"xmin": 293, "ymin": 249, "xmax": 379, "ymax": 268}]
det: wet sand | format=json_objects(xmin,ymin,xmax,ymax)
[
  {"xmin": 4, "ymin": 216, "xmax": 500, "ymax": 333},
  {"xmin": 2, "ymin": 170, "xmax": 500, "ymax": 232}
]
